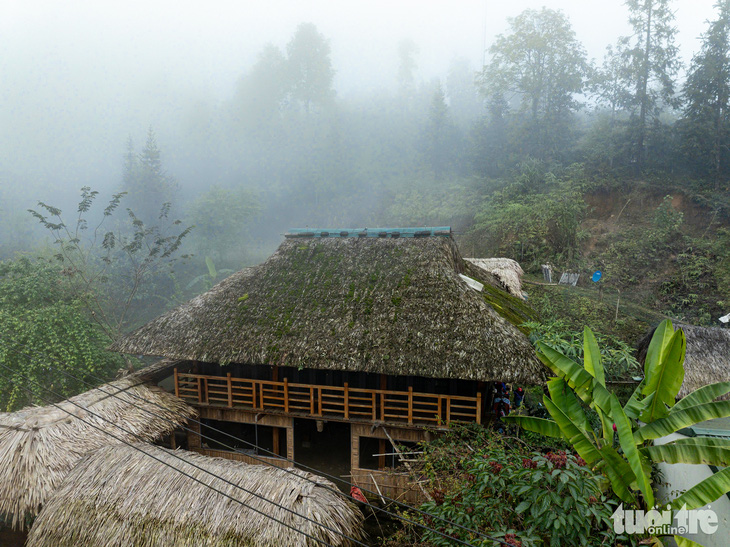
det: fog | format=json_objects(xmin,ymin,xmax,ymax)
[{"xmin": 0, "ymin": 0, "xmax": 722, "ymax": 261}]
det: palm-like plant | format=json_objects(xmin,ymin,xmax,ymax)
[{"xmin": 507, "ymin": 319, "xmax": 730, "ymax": 513}]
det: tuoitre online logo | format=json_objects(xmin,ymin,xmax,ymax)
[{"xmin": 611, "ymin": 504, "xmax": 718, "ymax": 535}]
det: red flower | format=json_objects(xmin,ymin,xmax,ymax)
[
  {"xmin": 488, "ymin": 461, "xmax": 503, "ymax": 473},
  {"xmin": 505, "ymin": 533, "xmax": 523, "ymax": 547},
  {"xmin": 522, "ymin": 458, "xmax": 538, "ymax": 469}
]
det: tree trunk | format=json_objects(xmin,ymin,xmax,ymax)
[{"xmin": 637, "ymin": 0, "xmax": 653, "ymax": 173}]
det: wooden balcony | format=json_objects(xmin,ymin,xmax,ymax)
[{"xmin": 173, "ymin": 369, "xmax": 481, "ymax": 426}]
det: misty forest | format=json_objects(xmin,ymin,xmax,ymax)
[{"xmin": 2, "ymin": 1, "xmax": 730, "ymax": 545}]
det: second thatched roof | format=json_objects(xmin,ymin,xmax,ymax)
[
  {"xmin": 465, "ymin": 257, "xmax": 525, "ymax": 299},
  {"xmin": 637, "ymin": 325, "xmax": 730, "ymax": 399},
  {"xmin": 0, "ymin": 374, "xmax": 194, "ymax": 529},
  {"xmin": 27, "ymin": 443, "xmax": 363, "ymax": 547},
  {"xmin": 112, "ymin": 234, "xmax": 543, "ymax": 384}
]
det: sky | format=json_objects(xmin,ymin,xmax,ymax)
[{"xmin": 0, "ymin": 0, "xmax": 721, "ymax": 193}]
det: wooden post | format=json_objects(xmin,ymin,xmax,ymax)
[
  {"xmin": 318, "ymin": 387, "xmax": 323, "ymax": 416},
  {"xmin": 378, "ymin": 438, "xmax": 386, "ymax": 470},
  {"xmin": 476, "ymin": 392, "xmax": 482, "ymax": 425},
  {"xmin": 287, "ymin": 426, "xmax": 295, "ymax": 466},
  {"xmin": 284, "ymin": 378, "xmax": 289, "ymax": 413},
  {"xmin": 446, "ymin": 397, "xmax": 451, "ymax": 424},
  {"xmin": 174, "ymin": 368, "xmax": 179, "ymax": 398},
  {"xmin": 344, "ymin": 382, "xmax": 349, "ymax": 419},
  {"xmin": 272, "ymin": 427, "xmax": 280, "ymax": 456},
  {"xmin": 252, "ymin": 380, "xmax": 257, "ymax": 409},
  {"xmin": 227, "ymin": 373, "xmax": 233, "ymax": 407},
  {"xmin": 310, "ymin": 386, "xmax": 315, "ymax": 415},
  {"xmin": 204, "ymin": 378, "xmax": 209, "ymax": 404},
  {"xmin": 197, "ymin": 377, "xmax": 202, "ymax": 404},
  {"xmin": 371, "ymin": 392, "xmax": 376, "ymax": 421},
  {"xmin": 408, "ymin": 386, "xmax": 413, "ymax": 425},
  {"xmin": 272, "ymin": 365, "xmax": 279, "ymax": 382}
]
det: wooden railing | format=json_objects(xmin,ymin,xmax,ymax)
[{"xmin": 174, "ymin": 369, "xmax": 481, "ymax": 426}]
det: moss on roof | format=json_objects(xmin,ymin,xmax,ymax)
[{"xmin": 112, "ymin": 236, "xmax": 544, "ymax": 384}]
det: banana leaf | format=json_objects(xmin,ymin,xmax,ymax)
[
  {"xmin": 644, "ymin": 443, "xmax": 730, "ymax": 467},
  {"xmin": 612, "ymin": 395, "xmax": 654, "ymax": 506},
  {"xmin": 670, "ymin": 466, "xmax": 730, "ymax": 510},
  {"xmin": 583, "ymin": 327, "xmax": 605, "ymax": 386},
  {"xmin": 659, "ymin": 437, "xmax": 730, "ymax": 448},
  {"xmin": 624, "ymin": 379, "xmax": 648, "ymax": 420},
  {"xmin": 641, "ymin": 329, "xmax": 686, "ymax": 422},
  {"xmin": 598, "ymin": 443, "xmax": 638, "ymax": 504},
  {"xmin": 673, "ymin": 381, "xmax": 730, "ymax": 413},
  {"xmin": 643, "ymin": 319, "xmax": 676, "ymax": 389},
  {"xmin": 537, "ymin": 343, "xmax": 613, "ymax": 415},
  {"xmin": 635, "ymin": 400, "xmax": 730, "ymax": 442},
  {"xmin": 674, "ymin": 536, "xmax": 706, "ymax": 547},
  {"xmin": 502, "ymin": 415, "xmax": 563, "ymax": 438},
  {"xmin": 543, "ymin": 396, "xmax": 601, "ymax": 466},
  {"xmin": 548, "ymin": 378, "xmax": 589, "ymax": 432}
]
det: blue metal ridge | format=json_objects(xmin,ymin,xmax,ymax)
[{"xmin": 285, "ymin": 227, "xmax": 451, "ymax": 239}]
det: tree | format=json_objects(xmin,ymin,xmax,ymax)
[
  {"xmin": 0, "ymin": 256, "xmax": 125, "ymax": 411},
  {"xmin": 122, "ymin": 129, "xmax": 178, "ymax": 225},
  {"xmin": 445, "ymin": 56, "xmax": 483, "ymax": 129},
  {"xmin": 397, "ymin": 39, "xmax": 419, "ymax": 101},
  {"xmin": 28, "ymin": 187, "xmax": 191, "ymax": 340},
  {"xmin": 232, "ymin": 44, "xmax": 289, "ymax": 133},
  {"xmin": 620, "ymin": 0, "xmax": 681, "ymax": 170},
  {"xmin": 479, "ymin": 8, "xmax": 587, "ymax": 160},
  {"xmin": 185, "ymin": 185, "xmax": 260, "ymax": 269},
  {"xmin": 286, "ymin": 23, "xmax": 335, "ymax": 113},
  {"xmin": 423, "ymin": 82, "xmax": 455, "ymax": 176},
  {"xmin": 679, "ymin": 0, "xmax": 730, "ymax": 189},
  {"xmin": 508, "ymin": 320, "xmax": 730, "ymax": 529}
]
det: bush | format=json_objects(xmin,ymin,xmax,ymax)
[
  {"xmin": 383, "ymin": 425, "xmax": 632, "ymax": 547},
  {"xmin": 419, "ymin": 447, "xmax": 628, "ymax": 546}
]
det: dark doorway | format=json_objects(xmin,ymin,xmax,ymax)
[{"xmin": 294, "ymin": 419, "xmax": 350, "ymax": 493}]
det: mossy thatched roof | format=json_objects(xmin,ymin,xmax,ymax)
[
  {"xmin": 0, "ymin": 375, "xmax": 194, "ymax": 529},
  {"xmin": 27, "ymin": 443, "xmax": 363, "ymax": 547},
  {"xmin": 637, "ymin": 325, "xmax": 730, "ymax": 399},
  {"xmin": 112, "ymin": 235, "xmax": 543, "ymax": 384}
]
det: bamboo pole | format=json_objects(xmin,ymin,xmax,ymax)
[{"xmin": 381, "ymin": 427, "xmax": 432, "ymax": 502}]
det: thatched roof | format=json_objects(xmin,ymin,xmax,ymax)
[
  {"xmin": 637, "ymin": 325, "xmax": 730, "ymax": 399},
  {"xmin": 112, "ymin": 234, "xmax": 543, "ymax": 384},
  {"xmin": 27, "ymin": 443, "xmax": 363, "ymax": 547},
  {"xmin": 465, "ymin": 257, "xmax": 525, "ymax": 299},
  {"xmin": 0, "ymin": 376, "xmax": 194, "ymax": 529}
]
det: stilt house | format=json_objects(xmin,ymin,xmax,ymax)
[{"xmin": 112, "ymin": 227, "xmax": 544, "ymax": 502}]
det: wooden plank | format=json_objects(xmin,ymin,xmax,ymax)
[
  {"xmin": 174, "ymin": 368, "xmax": 179, "ymax": 398},
  {"xmin": 272, "ymin": 426, "xmax": 280, "ymax": 456},
  {"xmin": 227, "ymin": 373, "xmax": 233, "ymax": 407},
  {"xmin": 344, "ymin": 382, "xmax": 349, "ymax": 420},
  {"xmin": 283, "ymin": 378, "xmax": 289, "ymax": 413}
]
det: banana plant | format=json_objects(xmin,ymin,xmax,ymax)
[{"xmin": 506, "ymin": 319, "xmax": 730, "ymax": 515}]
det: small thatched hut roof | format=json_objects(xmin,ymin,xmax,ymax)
[
  {"xmin": 465, "ymin": 257, "xmax": 525, "ymax": 299},
  {"xmin": 112, "ymin": 230, "xmax": 543, "ymax": 384},
  {"xmin": 27, "ymin": 443, "xmax": 363, "ymax": 547},
  {"xmin": 637, "ymin": 325, "xmax": 730, "ymax": 399},
  {"xmin": 0, "ymin": 374, "xmax": 194, "ymax": 529}
]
